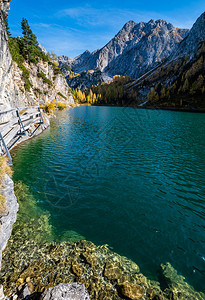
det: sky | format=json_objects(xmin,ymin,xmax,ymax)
[{"xmin": 8, "ymin": 0, "xmax": 205, "ymax": 58}]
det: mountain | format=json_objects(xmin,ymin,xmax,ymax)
[
  {"xmin": 169, "ymin": 12, "xmax": 205, "ymax": 61},
  {"xmin": 89, "ymin": 12, "xmax": 205, "ymax": 111},
  {"xmin": 59, "ymin": 20, "xmax": 188, "ymax": 80},
  {"xmin": 137, "ymin": 11, "xmax": 205, "ymax": 109}
]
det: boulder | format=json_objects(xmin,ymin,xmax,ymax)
[
  {"xmin": 118, "ymin": 282, "xmax": 144, "ymax": 300},
  {"xmin": 40, "ymin": 283, "xmax": 90, "ymax": 300}
]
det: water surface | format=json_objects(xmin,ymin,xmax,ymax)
[{"xmin": 12, "ymin": 106, "xmax": 205, "ymax": 292}]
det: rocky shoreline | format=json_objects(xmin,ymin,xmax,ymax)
[
  {"xmin": 1, "ymin": 238, "xmax": 205, "ymax": 300},
  {"xmin": 0, "ymin": 111, "xmax": 51, "ymax": 298},
  {"xmin": 0, "ymin": 174, "xmax": 18, "ymax": 270},
  {"xmin": 0, "ymin": 179, "xmax": 204, "ymax": 300}
]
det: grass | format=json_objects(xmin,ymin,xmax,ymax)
[{"xmin": 0, "ymin": 157, "xmax": 13, "ymax": 214}]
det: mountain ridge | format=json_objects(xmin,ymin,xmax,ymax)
[{"xmin": 59, "ymin": 19, "xmax": 189, "ymax": 79}]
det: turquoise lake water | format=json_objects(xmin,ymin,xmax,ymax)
[{"xmin": 12, "ymin": 106, "xmax": 205, "ymax": 292}]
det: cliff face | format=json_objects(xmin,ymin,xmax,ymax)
[
  {"xmin": 0, "ymin": 175, "xmax": 18, "ymax": 269},
  {"xmin": 0, "ymin": 0, "xmax": 74, "ymax": 113},
  {"xmin": 59, "ymin": 20, "xmax": 189, "ymax": 79},
  {"xmin": 12, "ymin": 59, "xmax": 74, "ymax": 107},
  {"xmin": 0, "ymin": 0, "xmax": 15, "ymax": 111}
]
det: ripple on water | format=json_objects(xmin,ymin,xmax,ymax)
[{"xmin": 11, "ymin": 107, "xmax": 205, "ymax": 293}]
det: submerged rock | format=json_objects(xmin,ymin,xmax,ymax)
[
  {"xmin": 118, "ymin": 282, "xmax": 144, "ymax": 299},
  {"xmin": 0, "ymin": 182, "xmax": 204, "ymax": 300},
  {"xmin": 161, "ymin": 262, "xmax": 205, "ymax": 300},
  {"xmin": 40, "ymin": 283, "xmax": 90, "ymax": 300},
  {"xmin": 104, "ymin": 261, "xmax": 122, "ymax": 281}
]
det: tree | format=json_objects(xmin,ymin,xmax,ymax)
[
  {"xmin": 21, "ymin": 18, "xmax": 38, "ymax": 47},
  {"xmin": 148, "ymin": 88, "xmax": 156, "ymax": 101},
  {"xmin": 48, "ymin": 51, "xmax": 59, "ymax": 66},
  {"xmin": 182, "ymin": 79, "xmax": 189, "ymax": 92},
  {"xmin": 4, "ymin": 18, "xmax": 11, "ymax": 36},
  {"xmin": 161, "ymin": 86, "xmax": 166, "ymax": 98}
]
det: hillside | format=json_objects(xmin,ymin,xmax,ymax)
[{"xmin": 136, "ymin": 12, "xmax": 205, "ymax": 110}]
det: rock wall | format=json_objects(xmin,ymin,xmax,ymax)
[
  {"xmin": 0, "ymin": 0, "xmax": 74, "ymax": 113},
  {"xmin": 0, "ymin": 175, "xmax": 18, "ymax": 269},
  {"xmin": 0, "ymin": 0, "xmax": 16, "ymax": 111}
]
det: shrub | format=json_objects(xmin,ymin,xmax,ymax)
[
  {"xmin": 34, "ymin": 88, "xmax": 43, "ymax": 94},
  {"xmin": 57, "ymin": 102, "xmax": 67, "ymax": 110},
  {"xmin": 41, "ymin": 100, "xmax": 56, "ymax": 115},
  {"xmin": 37, "ymin": 72, "xmax": 52, "ymax": 86},
  {"xmin": 57, "ymin": 92, "xmax": 67, "ymax": 100},
  {"xmin": 54, "ymin": 68, "xmax": 63, "ymax": 76}
]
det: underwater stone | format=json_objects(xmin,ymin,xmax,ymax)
[
  {"xmin": 161, "ymin": 262, "xmax": 205, "ymax": 300},
  {"xmin": 118, "ymin": 282, "xmax": 144, "ymax": 300},
  {"xmin": 40, "ymin": 283, "xmax": 90, "ymax": 300},
  {"xmin": 72, "ymin": 262, "xmax": 82, "ymax": 277},
  {"xmin": 81, "ymin": 252, "xmax": 97, "ymax": 267},
  {"xmin": 104, "ymin": 261, "xmax": 123, "ymax": 281}
]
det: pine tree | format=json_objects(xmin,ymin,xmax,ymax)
[
  {"xmin": 182, "ymin": 79, "xmax": 189, "ymax": 92},
  {"xmin": 4, "ymin": 18, "xmax": 11, "ymax": 36},
  {"xmin": 161, "ymin": 86, "xmax": 166, "ymax": 98},
  {"xmin": 21, "ymin": 18, "xmax": 38, "ymax": 47}
]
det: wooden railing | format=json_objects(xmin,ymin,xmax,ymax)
[{"xmin": 0, "ymin": 106, "xmax": 44, "ymax": 165}]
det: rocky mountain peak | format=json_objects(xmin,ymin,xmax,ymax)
[
  {"xmin": 59, "ymin": 18, "xmax": 189, "ymax": 81},
  {"xmin": 170, "ymin": 11, "xmax": 205, "ymax": 60},
  {"xmin": 121, "ymin": 20, "xmax": 137, "ymax": 31}
]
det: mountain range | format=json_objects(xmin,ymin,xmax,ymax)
[
  {"xmin": 58, "ymin": 19, "xmax": 189, "ymax": 84},
  {"xmin": 59, "ymin": 11, "xmax": 205, "ymax": 110}
]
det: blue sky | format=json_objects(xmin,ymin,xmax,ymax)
[{"xmin": 8, "ymin": 0, "xmax": 205, "ymax": 58}]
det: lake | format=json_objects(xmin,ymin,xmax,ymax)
[{"xmin": 12, "ymin": 106, "xmax": 205, "ymax": 292}]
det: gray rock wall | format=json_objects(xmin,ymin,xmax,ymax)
[{"xmin": 0, "ymin": 175, "xmax": 18, "ymax": 269}]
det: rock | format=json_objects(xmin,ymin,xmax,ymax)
[
  {"xmin": 118, "ymin": 282, "xmax": 144, "ymax": 300},
  {"xmin": 71, "ymin": 262, "xmax": 82, "ymax": 277},
  {"xmin": 18, "ymin": 284, "xmax": 31, "ymax": 300},
  {"xmin": 38, "ymin": 43, "xmax": 47, "ymax": 55},
  {"xmin": 104, "ymin": 261, "xmax": 122, "ymax": 281},
  {"xmin": 66, "ymin": 70, "xmax": 104, "ymax": 91},
  {"xmin": 40, "ymin": 283, "xmax": 90, "ymax": 300},
  {"xmin": 0, "ymin": 175, "xmax": 19, "ymax": 269},
  {"xmin": 0, "ymin": 285, "xmax": 4, "ymax": 300},
  {"xmin": 81, "ymin": 252, "xmax": 97, "ymax": 267},
  {"xmin": 161, "ymin": 263, "xmax": 205, "ymax": 300},
  {"xmin": 170, "ymin": 12, "xmax": 205, "ymax": 60}
]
